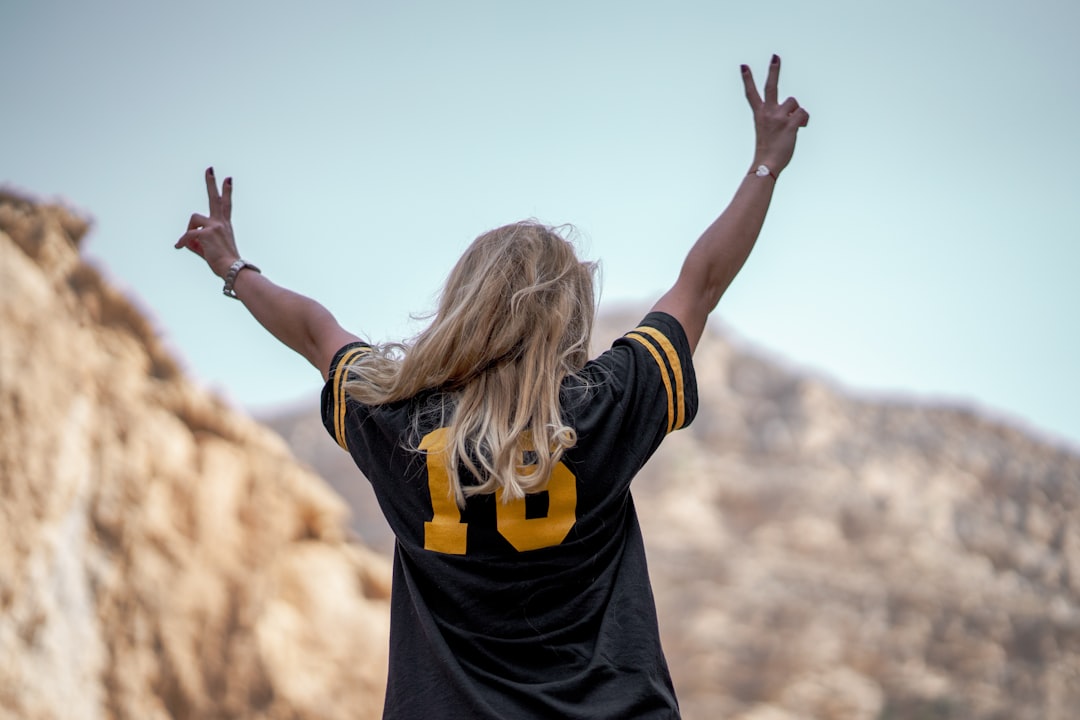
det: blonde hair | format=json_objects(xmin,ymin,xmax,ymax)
[{"xmin": 345, "ymin": 221, "xmax": 597, "ymax": 506}]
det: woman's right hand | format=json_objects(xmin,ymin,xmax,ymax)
[
  {"xmin": 741, "ymin": 55, "xmax": 810, "ymax": 176},
  {"xmin": 175, "ymin": 167, "xmax": 242, "ymax": 279}
]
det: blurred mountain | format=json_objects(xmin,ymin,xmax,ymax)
[
  {"xmin": 0, "ymin": 191, "xmax": 390, "ymax": 720},
  {"xmin": 264, "ymin": 310, "xmax": 1080, "ymax": 719}
]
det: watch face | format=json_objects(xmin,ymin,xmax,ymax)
[{"xmin": 756, "ymin": 165, "xmax": 770, "ymax": 177}]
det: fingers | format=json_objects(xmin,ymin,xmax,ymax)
[
  {"xmin": 779, "ymin": 97, "xmax": 810, "ymax": 127},
  {"xmin": 174, "ymin": 229, "xmax": 205, "ymax": 256},
  {"xmin": 741, "ymin": 64, "xmax": 762, "ymax": 110},
  {"xmin": 187, "ymin": 213, "xmax": 211, "ymax": 231},
  {"xmin": 764, "ymin": 54, "xmax": 780, "ymax": 105},
  {"xmin": 743, "ymin": 55, "xmax": 785, "ymax": 109},
  {"xmin": 178, "ymin": 170, "xmax": 232, "ymax": 258},
  {"xmin": 205, "ymin": 167, "xmax": 222, "ymax": 217},
  {"xmin": 221, "ymin": 177, "xmax": 233, "ymax": 221}
]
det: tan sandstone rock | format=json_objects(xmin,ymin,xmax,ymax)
[{"xmin": 0, "ymin": 191, "xmax": 391, "ymax": 720}]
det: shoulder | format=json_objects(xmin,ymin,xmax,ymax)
[
  {"xmin": 571, "ymin": 311, "xmax": 698, "ymax": 437},
  {"xmin": 599, "ymin": 312, "xmax": 695, "ymax": 389},
  {"xmin": 321, "ymin": 341, "xmax": 374, "ymax": 451},
  {"xmin": 326, "ymin": 341, "xmax": 373, "ymax": 378},
  {"xmin": 617, "ymin": 312, "xmax": 694, "ymax": 371}
]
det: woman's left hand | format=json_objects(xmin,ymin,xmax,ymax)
[
  {"xmin": 741, "ymin": 55, "xmax": 809, "ymax": 176},
  {"xmin": 175, "ymin": 167, "xmax": 240, "ymax": 279}
]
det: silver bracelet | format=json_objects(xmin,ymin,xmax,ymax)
[{"xmin": 222, "ymin": 259, "xmax": 261, "ymax": 299}]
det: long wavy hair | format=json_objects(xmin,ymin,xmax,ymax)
[{"xmin": 344, "ymin": 221, "xmax": 597, "ymax": 506}]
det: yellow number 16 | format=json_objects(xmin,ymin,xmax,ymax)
[{"xmin": 418, "ymin": 427, "xmax": 577, "ymax": 554}]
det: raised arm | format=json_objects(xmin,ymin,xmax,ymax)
[
  {"xmin": 652, "ymin": 55, "xmax": 809, "ymax": 353},
  {"xmin": 175, "ymin": 168, "xmax": 359, "ymax": 380}
]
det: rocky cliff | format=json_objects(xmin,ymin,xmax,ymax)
[
  {"xmin": 0, "ymin": 191, "xmax": 391, "ymax": 720},
  {"xmin": 267, "ymin": 314, "xmax": 1080, "ymax": 719}
]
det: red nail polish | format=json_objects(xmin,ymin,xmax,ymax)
[
  {"xmin": 224, "ymin": 177, "xmax": 232, "ymax": 186},
  {"xmin": 208, "ymin": 166, "xmax": 215, "ymax": 175},
  {"xmin": 771, "ymin": 54, "xmax": 779, "ymax": 65},
  {"xmin": 740, "ymin": 64, "xmax": 749, "ymax": 73}
]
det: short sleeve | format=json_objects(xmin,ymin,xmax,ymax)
[
  {"xmin": 573, "ymin": 311, "xmax": 698, "ymax": 470},
  {"xmin": 616, "ymin": 311, "xmax": 698, "ymax": 436},
  {"xmin": 320, "ymin": 342, "xmax": 372, "ymax": 451}
]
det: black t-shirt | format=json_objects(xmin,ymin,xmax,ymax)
[{"xmin": 321, "ymin": 312, "xmax": 698, "ymax": 719}]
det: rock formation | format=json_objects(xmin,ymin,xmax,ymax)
[{"xmin": 0, "ymin": 191, "xmax": 391, "ymax": 720}]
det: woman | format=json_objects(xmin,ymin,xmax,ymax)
[{"xmin": 177, "ymin": 56, "xmax": 807, "ymax": 719}]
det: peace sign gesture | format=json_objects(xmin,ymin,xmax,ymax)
[
  {"xmin": 741, "ymin": 55, "xmax": 809, "ymax": 176},
  {"xmin": 175, "ymin": 167, "xmax": 241, "ymax": 279}
]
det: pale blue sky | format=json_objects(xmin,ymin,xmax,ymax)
[{"xmin": 3, "ymin": 0, "xmax": 1078, "ymax": 448}]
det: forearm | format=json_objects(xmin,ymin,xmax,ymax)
[
  {"xmin": 177, "ymin": 171, "xmax": 359, "ymax": 377},
  {"xmin": 681, "ymin": 171, "xmax": 776, "ymax": 312},
  {"xmin": 682, "ymin": 53, "xmax": 810, "ymax": 309},
  {"xmin": 230, "ymin": 268, "xmax": 336, "ymax": 367}
]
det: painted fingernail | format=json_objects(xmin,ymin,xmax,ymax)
[
  {"xmin": 771, "ymin": 54, "xmax": 779, "ymax": 64},
  {"xmin": 740, "ymin": 64, "xmax": 749, "ymax": 73},
  {"xmin": 208, "ymin": 166, "xmax": 215, "ymax": 176},
  {"xmin": 224, "ymin": 177, "xmax": 232, "ymax": 186}
]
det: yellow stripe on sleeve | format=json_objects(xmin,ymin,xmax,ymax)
[
  {"xmin": 626, "ymin": 332, "xmax": 675, "ymax": 434},
  {"xmin": 333, "ymin": 347, "xmax": 369, "ymax": 451},
  {"xmin": 631, "ymin": 325, "xmax": 686, "ymax": 430}
]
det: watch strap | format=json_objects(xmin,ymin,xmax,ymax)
[{"xmin": 222, "ymin": 259, "xmax": 261, "ymax": 299}]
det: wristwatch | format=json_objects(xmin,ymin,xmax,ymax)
[
  {"xmin": 222, "ymin": 259, "xmax": 261, "ymax": 299},
  {"xmin": 751, "ymin": 164, "xmax": 778, "ymax": 181}
]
